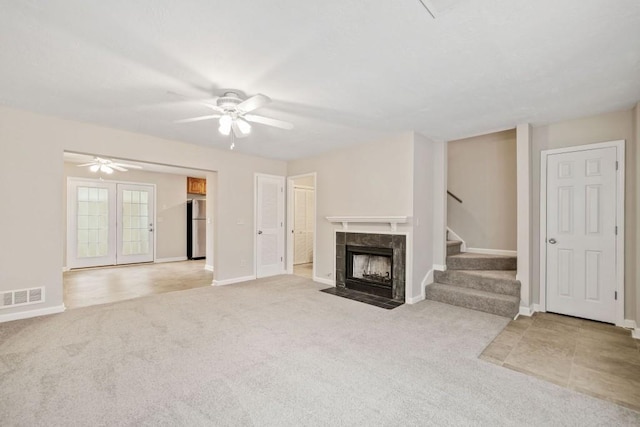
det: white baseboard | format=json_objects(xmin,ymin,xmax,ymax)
[
  {"xmin": 62, "ymin": 266, "xmax": 70, "ymax": 272},
  {"xmin": 204, "ymin": 264, "xmax": 214, "ymax": 272},
  {"xmin": 622, "ymin": 319, "xmax": 637, "ymax": 329},
  {"xmin": 313, "ymin": 276, "xmax": 335, "ymax": 286},
  {"xmin": 155, "ymin": 256, "xmax": 188, "ymax": 264},
  {"xmin": 0, "ymin": 304, "xmax": 66, "ymax": 323},
  {"xmin": 633, "ymin": 329, "xmax": 640, "ymax": 340},
  {"xmin": 406, "ymin": 268, "xmax": 433, "ymax": 305},
  {"xmin": 433, "ymin": 264, "xmax": 447, "ymax": 271},
  {"xmin": 446, "ymin": 227, "xmax": 467, "ymax": 252},
  {"xmin": 518, "ymin": 305, "xmax": 534, "ymax": 317},
  {"xmin": 211, "ymin": 275, "xmax": 256, "ymax": 286},
  {"xmin": 406, "ymin": 294, "xmax": 425, "ymax": 304},
  {"xmin": 466, "ymin": 248, "xmax": 517, "ymax": 257}
]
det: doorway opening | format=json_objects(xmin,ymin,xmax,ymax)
[
  {"xmin": 287, "ymin": 173, "xmax": 316, "ymax": 280},
  {"xmin": 63, "ymin": 151, "xmax": 216, "ymax": 308}
]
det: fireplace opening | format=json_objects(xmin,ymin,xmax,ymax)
[{"xmin": 346, "ymin": 245, "xmax": 393, "ymax": 298}]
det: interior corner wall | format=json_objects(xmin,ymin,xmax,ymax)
[
  {"xmin": 62, "ymin": 162, "xmax": 191, "ymax": 266},
  {"xmin": 412, "ymin": 133, "xmax": 435, "ymax": 298},
  {"xmin": 447, "ymin": 129, "xmax": 517, "ymax": 251},
  {"xmin": 0, "ymin": 106, "xmax": 286, "ymax": 319},
  {"xmin": 286, "ymin": 133, "xmax": 415, "ymax": 284},
  {"xmin": 635, "ymin": 103, "xmax": 640, "ymax": 325},
  {"xmin": 530, "ymin": 108, "xmax": 637, "ymax": 322}
]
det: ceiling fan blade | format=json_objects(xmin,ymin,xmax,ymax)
[
  {"xmin": 231, "ymin": 121, "xmax": 249, "ymax": 139},
  {"xmin": 236, "ymin": 94, "xmax": 271, "ymax": 113},
  {"xmin": 110, "ymin": 165, "xmax": 128, "ymax": 172},
  {"xmin": 76, "ymin": 162, "xmax": 97, "ymax": 167},
  {"xmin": 243, "ymin": 114, "xmax": 294, "ymax": 130},
  {"xmin": 112, "ymin": 162, "xmax": 143, "ymax": 169},
  {"xmin": 174, "ymin": 114, "xmax": 221, "ymax": 124},
  {"xmin": 167, "ymin": 91, "xmax": 224, "ymax": 112}
]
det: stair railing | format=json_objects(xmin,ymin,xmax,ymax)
[{"xmin": 447, "ymin": 190, "xmax": 462, "ymax": 204}]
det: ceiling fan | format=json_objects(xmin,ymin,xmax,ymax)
[
  {"xmin": 77, "ymin": 157, "xmax": 143, "ymax": 174},
  {"xmin": 174, "ymin": 91, "xmax": 294, "ymax": 139}
]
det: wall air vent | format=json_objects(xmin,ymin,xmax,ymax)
[{"xmin": 0, "ymin": 287, "xmax": 45, "ymax": 309}]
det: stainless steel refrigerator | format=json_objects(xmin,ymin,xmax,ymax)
[{"xmin": 187, "ymin": 199, "xmax": 206, "ymax": 259}]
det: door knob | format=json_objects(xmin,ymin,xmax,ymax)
[
  {"xmin": 258, "ymin": 230, "xmax": 263, "ymax": 235},
  {"xmin": 548, "ymin": 238, "xmax": 557, "ymax": 244}
]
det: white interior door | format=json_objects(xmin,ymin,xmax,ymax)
[
  {"xmin": 305, "ymin": 189, "xmax": 315, "ymax": 263},
  {"xmin": 546, "ymin": 147, "xmax": 618, "ymax": 323},
  {"xmin": 256, "ymin": 175, "xmax": 285, "ymax": 278},
  {"xmin": 117, "ymin": 184, "xmax": 155, "ymax": 265},
  {"xmin": 293, "ymin": 187, "xmax": 314, "ymax": 265},
  {"xmin": 68, "ymin": 180, "xmax": 117, "ymax": 268}
]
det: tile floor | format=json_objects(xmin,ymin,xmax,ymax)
[
  {"xmin": 293, "ymin": 262, "xmax": 313, "ymax": 279},
  {"xmin": 64, "ymin": 260, "xmax": 212, "ymax": 309},
  {"xmin": 480, "ymin": 312, "xmax": 640, "ymax": 411},
  {"xmin": 320, "ymin": 286, "xmax": 404, "ymax": 309}
]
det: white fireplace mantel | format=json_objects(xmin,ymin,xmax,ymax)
[{"xmin": 326, "ymin": 216, "xmax": 408, "ymax": 232}]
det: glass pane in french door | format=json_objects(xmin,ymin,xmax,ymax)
[
  {"xmin": 77, "ymin": 186, "xmax": 109, "ymax": 258},
  {"xmin": 117, "ymin": 184, "xmax": 154, "ymax": 264},
  {"xmin": 67, "ymin": 179, "xmax": 117, "ymax": 269}
]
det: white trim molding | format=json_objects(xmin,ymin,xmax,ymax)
[
  {"xmin": 155, "ymin": 256, "xmax": 188, "ymax": 264},
  {"xmin": 211, "ymin": 275, "xmax": 256, "ymax": 286},
  {"xmin": 204, "ymin": 264, "xmax": 214, "ymax": 272},
  {"xmin": 326, "ymin": 216, "xmax": 408, "ymax": 232},
  {"xmin": 313, "ymin": 276, "xmax": 335, "ymax": 287},
  {"xmin": 433, "ymin": 264, "xmax": 447, "ymax": 272},
  {"xmin": 633, "ymin": 329, "xmax": 640, "ymax": 340},
  {"xmin": 446, "ymin": 228, "xmax": 466, "ymax": 252},
  {"xmin": 539, "ymin": 140, "xmax": 626, "ymax": 327},
  {"xmin": 407, "ymin": 268, "xmax": 433, "ymax": 305},
  {"xmin": 516, "ymin": 123, "xmax": 532, "ymax": 312},
  {"xmin": 0, "ymin": 304, "xmax": 66, "ymax": 323},
  {"xmin": 466, "ymin": 248, "xmax": 517, "ymax": 257}
]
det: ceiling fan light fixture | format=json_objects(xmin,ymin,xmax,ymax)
[
  {"xmin": 90, "ymin": 164, "xmax": 100, "ymax": 172},
  {"xmin": 100, "ymin": 165, "xmax": 114, "ymax": 174}
]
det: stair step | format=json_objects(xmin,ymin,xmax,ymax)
[
  {"xmin": 434, "ymin": 270, "xmax": 520, "ymax": 297},
  {"xmin": 425, "ymin": 283, "xmax": 519, "ymax": 318},
  {"xmin": 446, "ymin": 240, "xmax": 462, "ymax": 256},
  {"xmin": 446, "ymin": 252, "xmax": 517, "ymax": 271}
]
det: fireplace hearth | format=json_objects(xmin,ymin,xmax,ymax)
[{"xmin": 336, "ymin": 232, "xmax": 406, "ymax": 301}]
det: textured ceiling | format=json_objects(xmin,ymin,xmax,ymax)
[{"xmin": 1, "ymin": 1, "xmax": 639, "ymax": 160}]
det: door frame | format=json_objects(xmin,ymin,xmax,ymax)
[
  {"xmin": 286, "ymin": 173, "xmax": 317, "ymax": 278},
  {"xmin": 254, "ymin": 173, "xmax": 286, "ymax": 278},
  {"xmin": 66, "ymin": 177, "xmax": 157, "ymax": 269},
  {"xmin": 539, "ymin": 140, "xmax": 625, "ymax": 326}
]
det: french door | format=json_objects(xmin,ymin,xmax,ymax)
[{"xmin": 68, "ymin": 179, "xmax": 154, "ymax": 269}]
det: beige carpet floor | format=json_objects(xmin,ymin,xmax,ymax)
[{"xmin": 1, "ymin": 275, "xmax": 639, "ymax": 426}]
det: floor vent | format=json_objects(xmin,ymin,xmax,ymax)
[{"xmin": 0, "ymin": 287, "xmax": 45, "ymax": 309}]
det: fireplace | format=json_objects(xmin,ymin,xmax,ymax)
[
  {"xmin": 346, "ymin": 246, "xmax": 393, "ymax": 298},
  {"xmin": 336, "ymin": 232, "xmax": 406, "ymax": 301}
]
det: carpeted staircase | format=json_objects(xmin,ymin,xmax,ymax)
[{"xmin": 425, "ymin": 241, "xmax": 520, "ymax": 318}]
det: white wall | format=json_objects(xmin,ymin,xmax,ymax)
[
  {"xmin": 447, "ymin": 129, "xmax": 517, "ymax": 251},
  {"xmin": 0, "ymin": 106, "xmax": 286, "ymax": 318},
  {"xmin": 287, "ymin": 133, "xmax": 415, "ymax": 284},
  {"xmin": 531, "ymin": 108, "xmax": 637, "ymax": 322},
  {"xmin": 287, "ymin": 132, "xmax": 442, "ymax": 301},
  {"xmin": 412, "ymin": 133, "xmax": 435, "ymax": 299},
  {"xmin": 63, "ymin": 163, "xmax": 191, "ymax": 264}
]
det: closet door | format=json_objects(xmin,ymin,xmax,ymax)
[
  {"xmin": 293, "ymin": 188, "xmax": 308, "ymax": 265},
  {"xmin": 305, "ymin": 189, "xmax": 314, "ymax": 263}
]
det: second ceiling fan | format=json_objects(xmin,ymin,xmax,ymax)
[{"xmin": 175, "ymin": 91, "xmax": 293, "ymax": 138}]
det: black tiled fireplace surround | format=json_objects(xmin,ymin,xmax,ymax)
[{"xmin": 336, "ymin": 232, "xmax": 406, "ymax": 301}]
